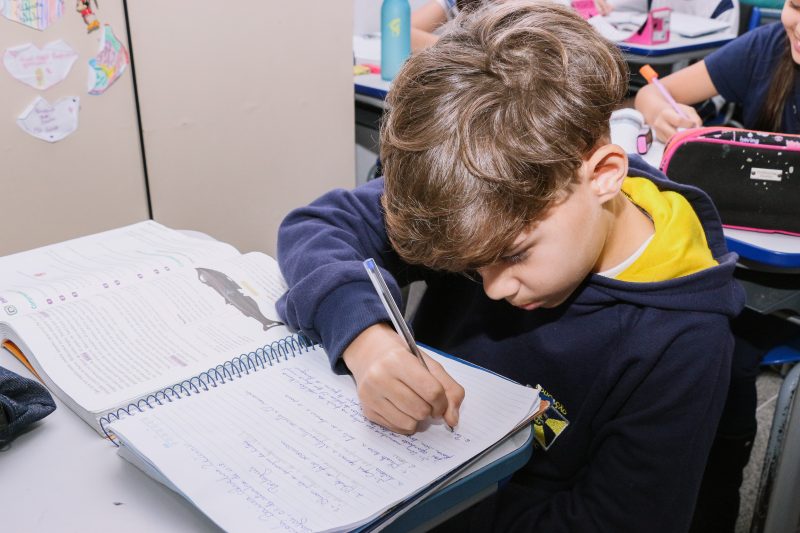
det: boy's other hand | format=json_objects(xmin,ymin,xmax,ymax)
[
  {"xmin": 652, "ymin": 104, "xmax": 702, "ymax": 143},
  {"xmin": 343, "ymin": 323, "xmax": 465, "ymax": 435}
]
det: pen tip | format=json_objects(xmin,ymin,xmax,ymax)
[{"xmin": 448, "ymin": 425, "xmax": 454, "ymax": 433}]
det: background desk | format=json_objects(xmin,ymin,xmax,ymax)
[
  {"xmin": 353, "ymin": 27, "xmax": 736, "ymax": 102},
  {"xmin": 618, "ymin": 29, "xmax": 736, "ymax": 70},
  {"xmin": 353, "ymin": 29, "xmax": 735, "ymax": 183}
]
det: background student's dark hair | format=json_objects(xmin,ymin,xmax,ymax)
[{"xmin": 755, "ymin": 35, "xmax": 799, "ymax": 131}]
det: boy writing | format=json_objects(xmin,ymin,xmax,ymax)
[{"xmin": 277, "ymin": 1, "xmax": 744, "ymax": 531}]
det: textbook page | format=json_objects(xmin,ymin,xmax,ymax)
[
  {"xmin": 0, "ymin": 220, "xmax": 240, "ymax": 321},
  {"xmin": 6, "ymin": 250, "xmax": 293, "ymax": 428},
  {"xmin": 110, "ymin": 348, "xmax": 540, "ymax": 533}
]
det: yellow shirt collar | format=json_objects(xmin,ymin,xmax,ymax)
[{"xmin": 616, "ymin": 177, "xmax": 718, "ymax": 283}]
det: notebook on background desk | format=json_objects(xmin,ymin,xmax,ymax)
[{"xmin": 669, "ymin": 11, "xmax": 731, "ymax": 38}]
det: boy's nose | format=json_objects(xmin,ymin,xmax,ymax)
[{"xmin": 479, "ymin": 265, "xmax": 516, "ymax": 301}]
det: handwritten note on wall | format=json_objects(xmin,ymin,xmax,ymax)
[
  {"xmin": 1, "ymin": 0, "xmax": 64, "ymax": 31},
  {"xmin": 17, "ymin": 95, "xmax": 79, "ymax": 142},
  {"xmin": 4, "ymin": 40, "xmax": 78, "ymax": 90}
]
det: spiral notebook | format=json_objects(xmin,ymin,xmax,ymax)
[{"xmin": 0, "ymin": 221, "xmax": 542, "ymax": 532}]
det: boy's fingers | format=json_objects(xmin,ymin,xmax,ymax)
[
  {"xmin": 364, "ymin": 404, "xmax": 418, "ymax": 435},
  {"xmin": 423, "ymin": 355, "xmax": 465, "ymax": 427},
  {"xmin": 385, "ymin": 375, "xmax": 440, "ymax": 421},
  {"xmin": 392, "ymin": 354, "xmax": 450, "ymax": 418},
  {"xmin": 444, "ymin": 381, "xmax": 465, "ymax": 428}
]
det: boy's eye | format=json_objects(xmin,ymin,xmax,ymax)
[{"xmin": 502, "ymin": 251, "xmax": 528, "ymax": 265}]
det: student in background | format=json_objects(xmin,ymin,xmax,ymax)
[
  {"xmin": 277, "ymin": 2, "xmax": 744, "ymax": 531},
  {"xmin": 410, "ymin": 0, "xmax": 481, "ymax": 50},
  {"xmin": 636, "ymin": 1, "xmax": 799, "ymax": 141},
  {"xmin": 638, "ymin": 4, "xmax": 800, "ymax": 532}
]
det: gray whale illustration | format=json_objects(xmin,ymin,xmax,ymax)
[{"xmin": 196, "ymin": 267, "xmax": 283, "ymax": 331}]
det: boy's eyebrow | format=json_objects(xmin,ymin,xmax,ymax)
[{"xmin": 500, "ymin": 233, "xmax": 533, "ymax": 257}]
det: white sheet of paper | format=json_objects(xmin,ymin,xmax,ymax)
[
  {"xmin": 16, "ymin": 96, "xmax": 79, "ymax": 143},
  {"xmin": 3, "ymin": 40, "xmax": 78, "ymax": 90},
  {"xmin": 588, "ymin": 15, "xmax": 639, "ymax": 42},
  {"xmin": 669, "ymin": 11, "xmax": 730, "ymax": 38},
  {"xmin": 110, "ymin": 348, "xmax": 539, "ymax": 533}
]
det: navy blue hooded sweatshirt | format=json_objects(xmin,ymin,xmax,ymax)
[{"xmin": 276, "ymin": 156, "xmax": 745, "ymax": 533}]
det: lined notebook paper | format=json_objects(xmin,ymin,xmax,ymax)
[{"xmin": 110, "ymin": 347, "xmax": 539, "ymax": 533}]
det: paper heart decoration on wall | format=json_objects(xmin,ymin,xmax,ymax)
[
  {"xmin": 3, "ymin": 40, "xmax": 78, "ymax": 90},
  {"xmin": 17, "ymin": 96, "xmax": 80, "ymax": 143},
  {"xmin": 1, "ymin": 0, "xmax": 64, "ymax": 31}
]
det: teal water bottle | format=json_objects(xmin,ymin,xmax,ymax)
[{"xmin": 381, "ymin": 0, "xmax": 411, "ymax": 81}]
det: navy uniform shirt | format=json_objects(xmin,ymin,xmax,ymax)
[{"xmin": 705, "ymin": 22, "xmax": 800, "ymax": 133}]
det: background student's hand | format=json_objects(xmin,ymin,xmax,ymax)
[
  {"xmin": 343, "ymin": 323, "xmax": 464, "ymax": 434},
  {"xmin": 651, "ymin": 104, "xmax": 703, "ymax": 143},
  {"xmin": 594, "ymin": 0, "xmax": 613, "ymax": 15}
]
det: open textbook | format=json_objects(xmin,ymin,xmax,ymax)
[{"xmin": 0, "ymin": 221, "xmax": 543, "ymax": 533}]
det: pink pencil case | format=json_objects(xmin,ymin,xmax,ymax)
[
  {"xmin": 660, "ymin": 127, "xmax": 800, "ymax": 236},
  {"xmin": 625, "ymin": 7, "xmax": 671, "ymax": 45}
]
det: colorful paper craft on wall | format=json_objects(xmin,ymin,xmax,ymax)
[
  {"xmin": 1, "ymin": 0, "xmax": 65, "ymax": 31},
  {"xmin": 3, "ymin": 40, "xmax": 78, "ymax": 90},
  {"xmin": 87, "ymin": 24, "xmax": 128, "ymax": 95},
  {"xmin": 17, "ymin": 95, "xmax": 79, "ymax": 142}
]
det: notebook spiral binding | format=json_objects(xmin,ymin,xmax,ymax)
[{"xmin": 99, "ymin": 332, "xmax": 316, "ymax": 442}]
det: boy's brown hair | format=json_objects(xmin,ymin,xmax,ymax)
[{"xmin": 380, "ymin": 0, "xmax": 628, "ymax": 272}]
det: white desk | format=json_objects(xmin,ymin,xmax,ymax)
[{"xmin": 0, "ymin": 351, "xmax": 223, "ymax": 533}]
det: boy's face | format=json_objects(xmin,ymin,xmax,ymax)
[{"xmin": 477, "ymin": 162, "xmax": 613, "ymax": 310}]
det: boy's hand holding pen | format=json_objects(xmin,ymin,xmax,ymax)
[{"xmin": 340, "ymin": 259, "xmax": 464, "ymax": 435}]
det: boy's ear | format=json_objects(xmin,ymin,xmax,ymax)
[{"xmin": 585, "ymin": 144, "xmax": 628, "ymax": 204}]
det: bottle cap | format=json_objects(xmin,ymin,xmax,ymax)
[{"xmin": 639, "ymin": 64, "xmax": 658, "ymax": 83}]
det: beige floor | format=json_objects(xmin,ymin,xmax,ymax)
[{"xmin": 735, "ymin": 370, "xmax": 785, "ymax": 533}]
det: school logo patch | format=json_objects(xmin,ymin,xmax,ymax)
[{"xmin": 533, "ymin": 386, "xmax": 569, "ymax": 451}]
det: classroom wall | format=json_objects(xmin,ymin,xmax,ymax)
[
  {"xmin": 126, "ymin": 1, "xmax": 356, "ymax": 256},
  {"xmin": 0, "ymin": 3, "xmax": 149, "ymax": 256}
]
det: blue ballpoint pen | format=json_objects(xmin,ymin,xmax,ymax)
[
  {"xmin": 363, "ymin": 258, "xmax": 429, "ymax": 371},
  {"xmin": 363, "ymin": 258, "xmax": 455, "ymax": 431}
]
